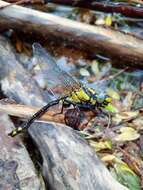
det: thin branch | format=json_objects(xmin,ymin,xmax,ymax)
[
  {"xmin": 0, "ymin": 100, "xmax": 65, "ymax": 124},
  {"xmin": 96, "ymin": 67, "xmax": 129, "ymax": 84},
  {"xmin": 46, "ymin": 0, "xmax": 143, "ymax": 18}
]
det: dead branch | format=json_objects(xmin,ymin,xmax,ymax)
[
  {"xmin": 46, "ymin": 0, "xmax": 143, "ymax": 18},
  {"xmin": 0, "ymin": 1, "xmax": 143, "ymax": 68},
  {"xmin": 0, "ymin": 100, "xmax": 96, "ymax": 129},
  {"xmin": 0, "ymin": 100, "xmax": 65, "ymax": 123}
]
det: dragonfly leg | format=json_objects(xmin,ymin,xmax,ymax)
[
  {"xmin": 53, "ymin": 102, "xmax": 65, "ymax": 116},
  {"xmin": 63, "ymin": 99, "xmax": 81, "ymax": 113},
  {"xmin": 53, "ymin": 98, "xmax": 78, "ymax": 116}
]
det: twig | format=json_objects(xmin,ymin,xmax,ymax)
[
  {"xmin": 96, "ymin": 67, "xmax": 128, "ymax": 84},
  {"xmin": 0, "ymin": 100, "xmax": 96, "ymax": 130},
  {"xmin": 0, "ymin": 0, "xmax": 43, "ymax": 9},
  {"xmin": 106, "ymin": 112, "xmax": 111, "ymax": 129},
  {"xmin": 0, "ymin": 0, "xmax": 29, "ymax": 9},
  {"xmin": 0, "ymin": 100, "xmax": 65, "ymax": 124},
  {"xmin": 45, "ymin": 0, "xmax": 143, "ymax": 18}
]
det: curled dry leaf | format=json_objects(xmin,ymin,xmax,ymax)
[
  {"xmin": 112, "ymin": 111, "xmax": 139, "ymax": 125},
  {"xmin": 91, "ymin": 60, "xmax": 100, "ymax": 76},
  {"xmin": 115, "ymin": 127, "xmax": 140, "ymax": 142},
  {"xmin": 89, "ymin": 139, "xmax": 112, "ymax": 152},
  {"xmin": 79, "ymin": 68, "xmax": 90, "ymax": 77},
  {"xmin": 101, "ymin": 154, "xmax": 116, "ymax": 163}
]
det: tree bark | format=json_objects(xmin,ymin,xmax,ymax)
[
  {"xmin": 0, "ymin": 113, "xmax": 41, "ymax": 190},
  {"xmin": 29, "ymin": 122, "xmax": 129, "ymax": 190},
  {"xmin": 0, "ymin": 0, "xmax": 143, "ymax": 68}
]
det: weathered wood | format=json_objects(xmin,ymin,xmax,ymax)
[
  {"xmin": 46, "ymin": 0, "xmax": 143, "ymax": 18},
  {"xmin": 0, "ymin": 35, "xmax": 47, "ymax": 107},
  {"xmin": 0, "ymin": 0, "xmax": 143, "ymax": 68},
  {"xmin": 0, "ymin": 100, "xmax": 65, "ymax": 123},
  {"xmin": 29, "ymin": 122, "xmax": 128, "ymax": 190},
  {"xmin": 0, "ymin": 113, "xmax": 41, "ymax": 190}
]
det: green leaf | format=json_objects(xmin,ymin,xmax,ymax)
[
  {"xmin": 105, "ymin": 103, "xmax": 118, "ymax": 113},
  {"xmin": 114, "ymin": 163, "xmax": 141, "ymax": 190}
]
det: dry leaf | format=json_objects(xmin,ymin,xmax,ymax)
[
  {"xmin": 112, "ymin": 111, "xmax": 139, "ymax": 125},
  {"xmin": 89, "ymin": 140, "xmax": 112, "ymax": 152},
  {"xmin": 101, "ymin": 154, "xmax": 116, "ymax": 162},
  {"xmin": 91, "ymin": 60, "xmax": 100, "ymax": 75},
  {"xmin": 104, "ymin": 15, "xmax": 112, "ymax": 26},
  {"xmin": 115, "ymin": 127, "xmax": 140, "ymax": 142},
  {"xmin": 79, "ymin": 68, "xmax": 90, "ymax": 77},
  {"xmin": 107, "ymin": 88, "xmax": 120, "ymax": 100}
]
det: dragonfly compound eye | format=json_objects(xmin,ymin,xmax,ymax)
[
  {"xmin": 100, "ymin": 95, "xmax": 112, "ymax": 107},
  {"xmin": 105, "ymin": 97, "xmax": 112, "ymax": 103}
]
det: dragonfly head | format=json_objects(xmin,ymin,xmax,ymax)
[
  {"xmin": 96, "ymin": 94, "xmax": 112, "ymax": 107},
  {"xmin": 98, "ymin": 94, "xmax": 117, "ymax": 113}
]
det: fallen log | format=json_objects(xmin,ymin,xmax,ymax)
[
  {"xmin": 46, "ymin": 0, "xmax": 143, "ymax": 18},
  {"xmin": 0, "ymin": 113, "xmax": 41, "ymax": 189},
  {"xmin": 0, "ymin": 0, "xmax": 143, "ymax": 68},
  {"xmin": 29, "ymin": 121, "xmax": 129, "ymax": 190}
]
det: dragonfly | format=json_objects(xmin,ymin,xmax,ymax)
[{"xmin": 8, "ymin": 43, "xmax": 112, "ymax": 137}]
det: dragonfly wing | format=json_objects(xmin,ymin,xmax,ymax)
[{"xmin": 32, "ymin": 43, "xmax": 81, "ymax": 96}]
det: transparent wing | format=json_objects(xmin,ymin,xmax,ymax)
[{"xmin": 32, "ymin": 43, "xmax": 81, "ymax": 96}]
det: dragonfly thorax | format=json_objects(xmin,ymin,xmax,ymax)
[{"xmin": 63, "ymin": 86, "xmax": 112, "ymax": 109}]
